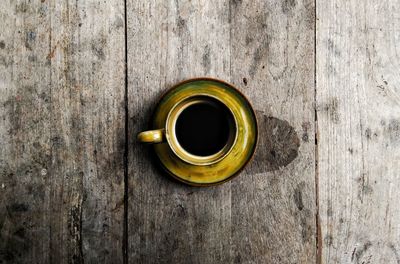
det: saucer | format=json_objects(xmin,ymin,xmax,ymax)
[{"xmin": 152, "ymin": 78, "xmax": 258, "ymax": 186}]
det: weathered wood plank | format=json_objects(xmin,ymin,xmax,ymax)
[
  {"xmin": 229, "ymin": 0, "xmax": 316, "ymax": 263},
  {"xmin": 317, "ymin": 0, "xmax": 400, "ymax": 263},
  {"xmin": 128, "ymin": 0, "xmax": 316, "ymax": 263},
  {"xmin": 0, "ymin": 0, "xmax": 125, "ymax": 262},
  {"xmin": 127, "ymin": 1, "xmax": 232, "ymax": 263}
]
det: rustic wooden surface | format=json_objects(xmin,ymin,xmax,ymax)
[
  {"xmin": 127, "ymin": 1, "xmax": 233, "ymax": 263},
  {"xmin": 317, "ymin": 0, "xmax": 400, "ymax": 263},
  {"xmin": 127, "ymin": 0, "xmax": 315, "ymax": 263},
  {"xmin": 228, "ymin": 0, "xmax": 316, "ymax": 262},
  {"xmin": 1, "ymin": 0, "xmax": 399, "ymax": 263},
  {"xmin": 0, "ymin": 0, "xmax": 125, "ymax": 263}
]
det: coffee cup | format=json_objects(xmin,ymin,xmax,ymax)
[{"xmin": 137, "ymin": 78, "xmax": 257, "ymax": 186}]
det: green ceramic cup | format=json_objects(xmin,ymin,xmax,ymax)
[{"xmin": 137, "ymin": 78, "xmax": 258, "ymax": 186}]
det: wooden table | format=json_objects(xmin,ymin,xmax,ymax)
[{"xmin": 1, "ymin": 0, "xmax": 399, "ymax": 263}]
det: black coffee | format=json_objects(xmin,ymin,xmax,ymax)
[{"xmin": 175, "ymin": 99, "xmax": 233, "ymax": 156}]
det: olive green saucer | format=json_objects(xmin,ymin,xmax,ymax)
[{"xmin": 152, "ymin": 78, "xmax": 258, "ymax": 186}]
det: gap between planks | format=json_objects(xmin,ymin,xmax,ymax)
[
  {"xmin": 123, "ymin": 0, "xmax": 129, "ymax": 263},
  {"xmin": 314, "ymin": 0, "xmax": 322, "ymax": 263}
]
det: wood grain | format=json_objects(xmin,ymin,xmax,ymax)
[
  {"xmin": 127, "ymin": 0, "xmax": 315, "ymax": 263},
  {"xmin": 0, "ymin": 0, "xmax": 125, "ymax": 262},
  {"xmin": 127, "ymin": 1, "xmax": 232, "ymax": 263},
  {"xmin": 6, "ymin": 0, "xmax": 400, "ymax": 262},
  {"xmin": 230, "ymin": 0, "xmax": 316, "ymax": 262},
  {"xmin": 317, "ymin": 0, "xmax": 400, "ymax": 263}
]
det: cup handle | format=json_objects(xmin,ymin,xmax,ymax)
[{"xmin": 137, "ymin": 129, "xmax": 165, "ymax": 144}]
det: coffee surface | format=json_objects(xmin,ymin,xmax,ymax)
[{"xmin": 175, "ymin": 100, "xmax": 232, "ymax": 156}]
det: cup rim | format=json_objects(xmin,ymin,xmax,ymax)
[{"xmin": 164, "ymin": 93, "xmax": 238, "ymax": 166}]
